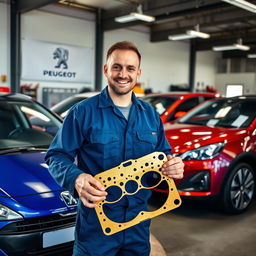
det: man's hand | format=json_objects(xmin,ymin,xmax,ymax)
[
  {"xmin": 161, "ymin": 155, "xmax": 184, "ymax": 179},
  {"xmin": 75, "ymin": 173, "xmax": 108, "ymax": 208}
]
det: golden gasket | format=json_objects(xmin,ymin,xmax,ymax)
[{"xmin": 94, "ymin": 152, "xmax": 182, "ymax": 235}]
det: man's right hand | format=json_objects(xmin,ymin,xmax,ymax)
[{"xmin": 75, "ymin": 173, "xmax": 108, "ymax": 208}]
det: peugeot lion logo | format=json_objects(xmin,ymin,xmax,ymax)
[
  {"xmin": 53, "ymin": 47, "xmax": 69, "ymax": 69},
  {"xmin": 60, "ymin": 191, "xmax": 77, "ymax": 207},
  {"xmin": 43, "ymin": 47, "xmax": 76, "ymax": 78}
]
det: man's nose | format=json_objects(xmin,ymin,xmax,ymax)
[{"xmin": 119, "ymin": 68, "xmax": 128, "ymax": 78}]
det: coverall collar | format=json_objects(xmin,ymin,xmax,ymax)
[{"xmin": 98, "ymin": 86, "xmax": 145, "ymax": 110}]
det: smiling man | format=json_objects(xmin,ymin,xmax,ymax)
[{"xmin": 45, "ymin": 41, "xmax": 184, "ymax": 256}]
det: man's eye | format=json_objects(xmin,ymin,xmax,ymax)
[
  {"xmin": 113, "ymin": 65, "xmax": 121, "ymax": 70},
  {"xmin": 128, "ymin": 67, "xmax": 135, "ymax": 72}
]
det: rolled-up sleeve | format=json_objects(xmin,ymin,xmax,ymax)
[{"xmin": 45, "ymin": 107, "xmax": 85, "ymax": 197}]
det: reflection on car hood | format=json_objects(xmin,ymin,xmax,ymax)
[
  {"xmin": 0, "ymin": 152, "xmax": 61, "ymax": 197},
  {"xmin": 164, "ymin": 123, "xmax": 247, "ymax": 154}
]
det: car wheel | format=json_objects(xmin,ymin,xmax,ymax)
[{"xmin": 221, "ymin": 162, "xmax": 255, "ymax": 214}]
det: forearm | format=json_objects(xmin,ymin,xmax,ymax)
[{"xmin": 46, "ymin": 151, "xmax": 84, "ymax": 197}]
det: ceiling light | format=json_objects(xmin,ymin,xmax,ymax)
[
  {"xmin": 213, "ymin": 44, "xmax": 250, "ymax": 51},
  {"xmin": 221, "ymin": 0, "xmax": 256, "ymax": 13},
  {"xmin": 168, "ymin": 25, "xmax": 210, "ymax": 41},
  {"xmin": 247, "ymin": 54, "xmax": 256, "ymax": 58},
  {"xmin": 115, "ymin": 4, "xmax": 155, "ymax": 23},
  {"xmin": 168, "ymin": 34, "xmax": 197, "ymax": 41},
  {"xmin": 213, "ymin": 38, "xmax": 250, "ymax": 51},
  {"xmin": 187, "ymin": 30, "xmax": 210, "ymax": 39}
]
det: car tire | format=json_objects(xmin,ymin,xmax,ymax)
[{"xmin": 221, "ymin": 162, "xmax": 255, "ymax": 214}]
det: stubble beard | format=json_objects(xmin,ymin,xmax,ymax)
[{"xmin": 108, "ymin": 79, "xmax": 135, "ymax": 96}]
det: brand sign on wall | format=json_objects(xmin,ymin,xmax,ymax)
[{"xmin": 22, "ymin": 39, "xmax": 92, "ymax": 83}]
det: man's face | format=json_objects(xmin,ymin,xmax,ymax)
[{"xmin": 104, "ymin": 49, "xmax": 141, "ymax": 95}]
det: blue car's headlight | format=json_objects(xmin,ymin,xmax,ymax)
[
  {"xmin": 180, "ymin": 142, "xmax": 225, "ymax": 161},
  {"xmin": 0, "ymin": 204, "xmax": 23, "ymax": 221}
]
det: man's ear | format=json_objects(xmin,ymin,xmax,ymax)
[
  {"xmin": 103, "ymin": 64, "xmax": 108, "ymax": 76},
  {"xmin": 137, "ymin": 68, "xmax": 142, "ymax": 78}
]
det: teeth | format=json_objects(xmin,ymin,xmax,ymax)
[{"xmin": 117, "ymin": 81, "xmax": 129, "ymax": 84}]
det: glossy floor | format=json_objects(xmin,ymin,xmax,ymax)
[{"xmin": 150, "ymin": 193, "xmax": 256, "ymax": 256}]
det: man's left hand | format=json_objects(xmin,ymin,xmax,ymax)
[{"xmin": 161, "ymin": 155, "xmax": 184, "ymax": 179}]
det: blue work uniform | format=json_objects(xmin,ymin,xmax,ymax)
[{"xmin": 45, "ymin": 86, "xmax": 171, "ymax": 256}]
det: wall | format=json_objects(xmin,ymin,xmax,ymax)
[
  {"xmin": 103, "ymin": 28, "xmax": 190, "ymax": 93},
  {"xmin": 21, "ymin": 9, "xmax": 96, "ymax": 102},
  {"xmin": 195, "ymin": 50, "xmax": 220, "ymax": 92},
  {"xmin": 0, "ymin": 1, "xmax": 10, "ymax": 89},
  {"xmin": 215, "ymin": 73, "xmax": 256, "ymax": 95}
]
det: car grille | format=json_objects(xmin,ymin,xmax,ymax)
[
  {"xmin": 27, "ymin": 241, "xmax": 74, "ymax": 256},
  {"xmin": 0, "ymin": 213, "xmax": 76, "ymax": 234}
]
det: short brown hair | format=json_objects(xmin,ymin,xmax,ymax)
[{"xmin": 106, "ymin": 41, "xmax": 141, "ymax": 64}]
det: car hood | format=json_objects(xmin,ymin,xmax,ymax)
[
  {"xmin": 0, "ymin": 152, "xmax": 62, "ymax": 197},
  {"xmin": 164, "ymin": 123, "xmax": 247, "ymax": 154}
]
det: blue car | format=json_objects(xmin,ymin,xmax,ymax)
[{"xmin": 0, "ymin": 93, "xmax": 77, "ymax": 255}]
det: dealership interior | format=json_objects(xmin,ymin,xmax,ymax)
[{"xmin": 1, "ymin": 0, "xmax": 256, "ymax": 256}]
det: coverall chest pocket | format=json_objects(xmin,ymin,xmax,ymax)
[
  {"xmin": 90, "ymin": 131, "xmax": 119, "ymax": 159},
  {"xmin": 134, "ymin": 130, "xmax": 157, "ymax": 155}
]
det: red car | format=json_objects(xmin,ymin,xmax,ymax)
[
  {"xmin": 158, "ymin": 95, "xmax": 256, "ymax": 214},
  {"xmin": 142, "ymin": 92, "xmax": 218, "ymax": 123}
]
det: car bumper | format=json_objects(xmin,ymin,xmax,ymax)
[
  {"xmin": 154, "ymin": 154, "xmax": 229, "ymax": 197},
  {"xmin": 0, "ymin": 213, "xmax": 76, "ymax": 256}
]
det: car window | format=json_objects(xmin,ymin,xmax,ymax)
[
  {"xmin": 179, "ymin": 98, "xmax": 256, "ymax": 128},
  {"xmin": 142, "ymin": 96, "xmax": 178, "ymax": 115},
  {"xmin": 203, "ymin": 96, "xmax": 214, "ymax": 101},
  {"xmin": 51, "ymin": 96, "xmax": 86, "ymax": 117},
  {"xmin": 167, "ymin": 97, "xmax": 199, "ymax": 121},
  {"xmin": 0, "ymin": 100, "xmax": 61, "ymax": 150}
]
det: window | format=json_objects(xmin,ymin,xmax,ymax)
[
  {"xmin": 167, "ymin": 97, "xmax": 199, "ymax": 121},
  {"xmin": 226, "ymin": 85, "xmax": 243, "ymax": 97}
]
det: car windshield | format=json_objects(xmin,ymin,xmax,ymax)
[
  {"xmin": 142, "ymin": 96, "xmax": 178, "ymax": 115},
  {"xmin": 0, "ymin": 99, "xmax": 61, "ymax": 150},
  {"xmin": 51, "ymin": 96, "xmax": 86, "ymax": 118},
  {"xmin": 178, "ymin": 97, "xmax": 256, "ymax": 128}
]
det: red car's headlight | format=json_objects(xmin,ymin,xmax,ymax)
[{"xmin": 179, "ymin": 142, "xmax": 225, "ymax": 161}]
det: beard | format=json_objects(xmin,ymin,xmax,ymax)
[{"xmin": 108, "ymin": 77, "xmax": 136, "ymax": 95}]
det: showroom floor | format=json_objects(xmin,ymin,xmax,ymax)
[{"xmin": 149, "ymin": 193, "xmax": 256, "ymax": 256}]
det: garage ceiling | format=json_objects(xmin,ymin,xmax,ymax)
[
  {"xmin": 14, "ymin": 0, "xmax": 256, "ymax": 56},
  {"xmin": 54, "ymin": 0, "xmax": 256, "ymax": 57}
]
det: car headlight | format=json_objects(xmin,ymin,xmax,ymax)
[
  {"xmin": 0, "ymin": 204, "xmax": 23, "ymax": 221},
  {"xmin": 180, "ymin": 142, "xmax": 225, "ymax": 161}
]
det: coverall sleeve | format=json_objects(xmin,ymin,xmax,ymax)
[{"xmin": 45, "ymin": 107, "xmax": 85, "ymax": 197}]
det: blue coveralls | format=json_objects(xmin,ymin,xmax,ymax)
[{"xmin": 45, "ymin": 87, "xmax": 171, "ymax": 256}]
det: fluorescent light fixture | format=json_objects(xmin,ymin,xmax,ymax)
[
  {"xmin": 247, "ymin": 54, "xmax": 256, "ymax": 58},
  {"xmin": 168, "ymin": 33, "xmax": 197, "ymax": 40},
  {"xmin": 115, "ymin": 12, "xmax": 155, "ymax": 23},
  {"xmin": 221, "ymin": 0, "xmax": 256, "ymax": 13},
  {"xmin": 187, "ymin": 30, "xmax": 210, "ymax": 39},
  {"xmin": 213, "ymin": 38, "xmax": 250, "ymax": 51},
  {"xmin": 168, "ymin": 24, "xmax": 210, "ymax": 41},
  {"xmin": 115, "ymin": 5, "xmax": 155, "ymax": 23},
  {"xmin": 213, "ymin": 44, "xmax": 250, "ymax": 51}
]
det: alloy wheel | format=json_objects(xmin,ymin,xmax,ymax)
[{"xmin": 230, "ymin": 166, "xmax": 255, "ymax": 210}]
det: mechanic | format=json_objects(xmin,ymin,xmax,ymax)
[{"xmin": 45, "ymin": 41, "xmax": 184, "ymax": 256}]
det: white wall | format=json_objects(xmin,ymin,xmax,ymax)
[
  {"xmin": 215, "ymin": 73, "xmax": 256, "ymax": 95},
  {"xmin": 195, "ymin": 50, "xmax": 220, "ymax": 92},
  {"xmin": 103, "ymin": 28, "xmax": 190, "ymax": 92},
  {"xmin": 0, "ymin": 1, "xmax": 10, "ymax": 89},
  {"xmin": 21, "ymin": 9, "xmax": 96, "ymax": 100}
]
